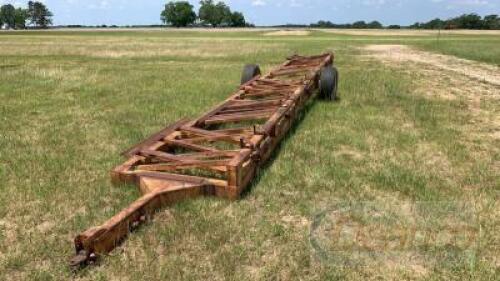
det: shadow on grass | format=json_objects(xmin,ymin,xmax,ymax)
[{"xmin": 240, "ymin": 93, "xmax": 337, "ymax": 199}]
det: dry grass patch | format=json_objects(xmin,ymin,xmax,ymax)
[
  {"xmin": 364, "ymin": 45, "xmax": 500, "ymax": 86},
  {"xmin": 264, "ymin": 30, "xmax": 311, "ymax": 36},
  {"xmin": 363, "ymin": 44, "xmax": 499, "ymax": 118},
  {"xmin": 363, "ymin": 44, "xmax": 500, "ymax": 182},
  {"xmin": 0, "ymin": 38, "xmax": 285, "ymax": 58},
  {"xmin": 334, "ymin": 145, "xmax": 364, "ymax": 161}
]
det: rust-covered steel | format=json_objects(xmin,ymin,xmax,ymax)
[{"xmin": 70, "ymin": 53, "xmax": 335, "ymax": 268}]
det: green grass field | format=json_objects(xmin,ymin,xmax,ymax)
[{"xmin": 0, "ymin": 29, "xmax": 498, "ymax": 280}]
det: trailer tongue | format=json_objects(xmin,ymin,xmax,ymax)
[{"xmin": 70, "ymin": 53, "xmax": 338, "ymax": 268}]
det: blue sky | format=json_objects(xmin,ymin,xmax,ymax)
[{"xmin": 1, "ymin": 0, "xmax": 498, "ymax": 26}]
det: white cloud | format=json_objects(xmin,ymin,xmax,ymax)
[
  {"xmin": 451, "ymin": 0, "xmax": 489, "ymax": 6},
  {"xmin": 251, "ymin": 0, "xmax": 266, "ymax": 6},
  {"xmin": 290, "ymin": 0, "xmax": 303, "ymax": 8},
  {"xmin": 88, "ymin": 0, "xmax": 109, "ymax": 10},
  {"xmin": 363, "ymin": 0, "xmax": 387, "ymax": 6},
  {"xmin": 430, "ymin": 0, "xmax": 490, "ymax": 5}
]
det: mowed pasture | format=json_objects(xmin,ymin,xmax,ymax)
[{"xmin": 0, "ymin": 29, "xmax": 498, "ymax": 280}]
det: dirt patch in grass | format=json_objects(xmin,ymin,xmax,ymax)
[
  {"xmin": 335, "ymin": 145, "xmax": 364, "ymax": 161},
  {"xmin": 363, "ymin": 44, "xmax": 500, "ymax": 179},
  {"xmin": 362, "ymin": 44, "xmax": 500, "ymax": 116},
  {"xmin": 280, "ymin": 214, "xmax": 309, "ymax": 228},
  {"xmin": 264, "ymin": 30, "xmax": 311, "ymax": 36},
  {"xmin": 0, "ymin": 219, "xmax": 17, "ymax": 245},
  {"xmin": 364, "ymin": 45, "xmax": 500, "ymax": 87},
  {"xmin": 363, "ymin": 44, "xmax": 500, "ymax": 120}
]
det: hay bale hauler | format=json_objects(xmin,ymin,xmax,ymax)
[{"xmin": 70, "ymin": 53, "xmax": 339, "ymax": 268}]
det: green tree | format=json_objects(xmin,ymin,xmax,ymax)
[
  {"xmin": 0, "ymin": 4, "xmax": 16, "ymax": 29},
  {"xmin": 28, "ymin": 1, "xmax": 53, "ymax": 28},
  {"xmin": 161, "ymin": 1, "xmax": 196, "ymax": 27},
  {"xmin": 367, "ymin": 21, "xmax": 382, "ymax": 29},
  {"xmin": 312, "ymin": 20, "xmax": 335, "ymax": 28},
  {"xmin": 452, "ymin": 13, "xmax": 483, "ymax": 29},
  {"xmin": 199, "ymin": 0, "xmax": 215, "ymax": 27},
  {"xmin": 422, "ymin": 18, "xmax": 444, "ymax": 29},
  {"xmin": 199, "ymin": 0, "xmax": 230, "ymax": 27},
  {"xmin": 352, "ymin": 21, "xmax": 367, "ymax": 29},
  {"xmin": 14, "ymin": 8, "xmax": 29, "ymax": 29},
  {"xmin": 409, "ymin": 22, "xmax": 421, "ymax": 29},
  {"xmin": 387, "ymin": 25, "xmax": 401, "ymax": 29},
  {"xmin": 216, "ymin": 1, "xmax": 231, "ymax": 26},
  {"xmin": 227, "ymin": 11, "xmax": 246, "ymax": 27},
  {"xmin": 483, "ymin": 14, "xmax": 499, "ymax": 30}
]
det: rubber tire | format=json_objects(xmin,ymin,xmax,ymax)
[
  {"xmin": 241, "ymin": 64, "xmax": 261, "ymax": 85},
  {"xmin": 319, "ymin": 65, "xmax": 339, "ymax": 101}
]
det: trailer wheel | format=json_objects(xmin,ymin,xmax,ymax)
[
  {"xmin": 241, "ymin": 64, "xmax": 261, "ymax": 85},
  {"xmin": 319, "ymin": 65, "xmax": 339, "ymax": 101}
]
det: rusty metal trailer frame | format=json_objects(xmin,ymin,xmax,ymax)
[{"xmin": 70, "ymin": 53, "xmax": 335, "ymax": 267}]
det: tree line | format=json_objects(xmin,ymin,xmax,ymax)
[
  {"xmin": 310, "ymin": 20, "xmax": 404, "ymax": 29},
  {"xmin": 310, "ymin": 13, "xmax": 499, "ymax": 30},
  {"xmin": 410, "ymin": 14, "xmax": 499, "ymax": 30},
  {"xmin": 0, "ymin": 1, "xmax": 52, "ymax": 29},
  {"xmin": 311, "ymin": 20, "xmax": 384, "ymax": 29},
  {"xmin": 161, "ymin": 0, "xmax": 251, "ymax": 28}
]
